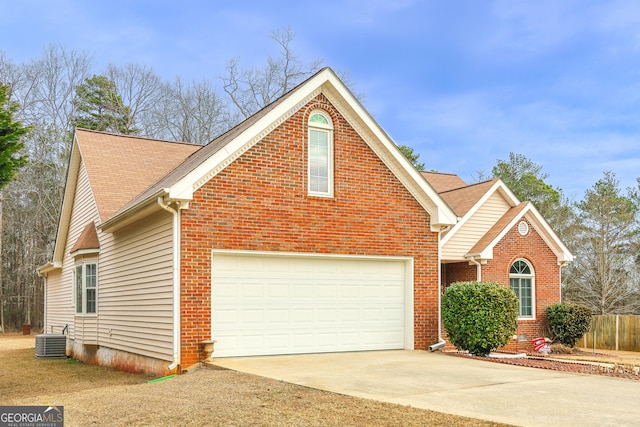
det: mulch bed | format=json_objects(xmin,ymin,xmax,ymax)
[{"xmin": 446, "ymin": 351, "xmax": 640, "ymax": 381}]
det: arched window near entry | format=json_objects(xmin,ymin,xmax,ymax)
[{"xmin": 510, "ymin": 259, "xmax": 535, "ymax": 319}]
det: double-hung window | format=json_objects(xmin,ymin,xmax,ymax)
[
  {"xmin": 510, "ymin": 259, "xmax": 534, "ymax": 319},
  {"xmin": 75, "ymin": 263, "xmax": 97, "ymax": 314},
  {"xmin": 308, "ymin": 111, "xmax": 333, "ymax": 197}
]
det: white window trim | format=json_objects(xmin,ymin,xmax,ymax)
[
  {"xmin": 307, "ymin": 110, "xmax": 334, "ymax": 198},
  {"xmin": 74, "ymin": 262, "xmax": 98, "ymax": 316},
  {"xmin": 510, "ymin": 258, "xmax": 535, "ymax": 320}
]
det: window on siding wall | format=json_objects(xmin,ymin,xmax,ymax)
[
  {"xmin": 308, "ymin": 111, "xmax": 333, "ymax": 197},
  {"xmin": 74, "ymin": 263, "xmax": 97, "ymax": 314},
  {"xmin": 510, "ymin": 259, "xmax": 534, "ymax": 319}
]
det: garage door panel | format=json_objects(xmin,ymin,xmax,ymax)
[
  {"xmin": 292, "ymin": 308, "xmax": 313, "ymax": 322},
  {"xmin": 268, "ymin": 309, "xmax": 289, "ymax": 323},
  {"xmin": 218, "ymin": 307, "xmax": 394, "ymax": 327},
  {"xmin": 214, "ymin": 327, "xmax": 406, "ymax": 356},
  {"xmin": 212, "ymin": 252, "xmax": 409, "ymax": 357},
  {"xmin": 293, "ymin": 334, "xmax": 314, "ymax": 347},
  {"xmin": 292, "ymin": 285, "xmax": 313, "ymax": 297},
  {"xmin": 215, "ymin": 309, "xmax": 238, "ymax": 324}
]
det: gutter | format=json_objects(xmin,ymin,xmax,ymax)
[
  {"xmin": 158, "ymin": 197, "xmax": 182, "ymax": 372},
  {"xmin": 101, "ymin": 189, "xmax": 168, "ymax": 233},
  {"xmin": 430, "ymin": 227, "xmax": 446, "ymax": 352}
]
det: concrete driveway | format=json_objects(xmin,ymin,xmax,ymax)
[{"xmin": 213, "ymin": 350, "xmax": 640, "ymax": 426}]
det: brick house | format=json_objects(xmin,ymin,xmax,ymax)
[
  {"xmin": 39, "ymin": 68, "xmax": 460, "ymax": 374},
  {"xmin": 422, "ymin": 172, "xmax": 573, "ymax": 350},
  {"xmin": 39, "ymin": 68, "xmax": 571, "ymax": 375}
]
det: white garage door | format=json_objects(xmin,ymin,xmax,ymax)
[{"xmin": 211, "ymin": 251, "xmax": 412, "ymax": 357}]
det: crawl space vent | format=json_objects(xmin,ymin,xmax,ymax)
[{"xmin": 35, "ymin": 334, "xmax": 67, "ymax": 358}]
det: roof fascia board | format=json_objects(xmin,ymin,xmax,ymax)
[
  {"xmin": 321, "ymin": 76, "xmax": 456, "ymax": 228},
  {"xmin": 37, "ymin": 261, "xmax": 62, "ymax": 276},
  {"xmin": 166, "ymin": 68, "xmax": 456, "ymax": 228},
  {"xmin": 69, "ymin": 248, "xmax": 100, "ymax": 258},
  {"xmin": 99, "ymin": 189, "xmax": 168, "ymax": 233},
  {"xmin": 441, "ymin": 180, "xmax": 514, "ymax": 246},
  {"xmin": 472, "ymin": 204, "xmax": 573, "ymax": 262},
  {"xmin": 168, "ymin": 81, "xmax": 326, "ymax": 202},
  {"xmin": 51, "ymin": 135, "xmax": 82, "ymax": 264},
  {"xmin": 495, "ymin": 180, "xmax": 520, "ymax": 206},
  {"xmin": 523, "ymin": 207, "xmax": 574, "ymax": 262},
  {"xmin": 102, "ymin": 78, "xmax": 323, "ymax": 228},
  {"xmin": 476, "ymin": 208, "xmax": 528, "ymax": 259}
]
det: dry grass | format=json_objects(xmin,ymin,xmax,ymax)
[
  {"xmin": 1, "ymin": 335, "xmax": 507, "ymax": 426},
  {"xmin": 547, "ymin": 346, "xmax": 640, "ymax": 366}
]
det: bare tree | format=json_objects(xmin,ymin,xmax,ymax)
[
  {"xmin": 107, "ymin": 63, "xmax": 163, "ymax": 134},
  {"xmin": 145, "ymin": 78, "xmax": 231, "ymax": 145},
  {"xmin": 471, "ymin": 169, "xmax": 488, "ymax": 182},
  {"xmin": 21, "ymin": 45, "xmax": 93, "ymax": 130},
  {"xmin": 221, "ymin": 26, "xmax": 323, "ymax": 119},
  {"xmin": 0, "ymin": 29, "xmax": 343, "ymax": 331},
  {"xmin": 0, "ymin": 47, "xmax": 91, "ymax": 331}
]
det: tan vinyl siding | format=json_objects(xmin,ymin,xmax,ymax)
[
  {"xmin": 442, "ymin": 192, "xmax": 511, "ymax": 259},
  {"xmin": 74, "ymin": 315, "xmax": 98, "ymax": 344},
  {"xmin": 43, "ymin": 270, "xmax": 69, "ymax": 335},
  {"xmin": 97, "ymin": 210, "xmax": 174, "ymax": 362},
  {"xmin": 48, "ymin": 160, "xmax": 174, "ymax": 362},
  {"xmin": 57, "ymin": 163, "xmax": 101, "ymax": 340}
]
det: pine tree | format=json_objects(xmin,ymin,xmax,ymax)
[
  {"xmin": 71, "ymin": 75, "xmax": 137, "ymax": 134},
  {"xmin": 397, "ymin": 145, "xmax": 425, "ymax": 171},
  {"xmin": 0, "ymin": 84, "xmax": 28, "ymax": 188},
  {"xmin": 0, "ymin": 83, "xmax": 29, "ymax": 333},
  {"xmin": 563, "ymin": 172, "xmax": 640, "ymax": 314}
]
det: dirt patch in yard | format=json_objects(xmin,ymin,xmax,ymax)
[{"xmin": 1, "ymin": 335, "xmax": 506, "ymax": 426}]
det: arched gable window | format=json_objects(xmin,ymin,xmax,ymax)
[
  {"xmin": 308, "ymin": 110, "xmax": 333, "ymax": 197},
  {"xmin": 510, "ymin": 259, "xmax": 535, "ymax": 319}
]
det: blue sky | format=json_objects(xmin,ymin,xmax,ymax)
[{"xmin": 2, "ymin": 0, "xmax": 640, "ymax": 200}]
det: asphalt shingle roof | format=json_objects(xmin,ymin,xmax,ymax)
[
  {"xmin": 70, "ymin": 222, "xmax": 100, "ymax": 252},
  {"xmin": 421, "ymin": 171, "xmax": 467, "ymax": 193},
  {"xmin": 76, "ymin": 129, "xmax": 201, "ymax": 222},
  {"xmin": 437, "ymin": 179, "xmax": 498, "ymax": 217}
]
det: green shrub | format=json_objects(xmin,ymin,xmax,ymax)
[
  {"xmin": 442, "ymin": 281, "xmax": 519, "ymax": 356},
  {"xmin": 545, "ymin": 303, "xmax": 592, "ymax": 347}
]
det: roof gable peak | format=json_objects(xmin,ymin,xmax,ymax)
[
  {"xmin": 465, "ymin": 201, "xmax": 573, "ymax": 263},
  {"xmin": 102, "ymin": 67, "xmax": 457, "ymax": 231}
]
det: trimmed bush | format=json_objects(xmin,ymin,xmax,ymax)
[
  {"xmin": 442, "ymin": 281, "xmax": 519, "ymax": 356},
  {"xmin": 545, "ymin": 303, "xmax": 592, "ymax": 348}
]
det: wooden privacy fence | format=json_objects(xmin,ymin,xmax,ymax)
[{"xmin": 581, "ymin": 315, "xmax": 640, "ymax": 352}]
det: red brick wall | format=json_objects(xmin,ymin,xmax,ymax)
[
  {"xmin": 442, "ymin": 262, "xmax": 477, "ymax": 288},
  {"xmin": 441, "ymin": 219, "xmax": 562, "ymax": 353},
  {"xmin": 483, "ymin": 218, "xmax": 560, "ymax": 351},
  {"xmin": 178, "ymin": 94, "xmax": 440, "ymax": 367}
]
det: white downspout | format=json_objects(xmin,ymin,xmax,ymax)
[
  {"xmin": 429, "ymin": 228, "xmax": 447, "ymax": 351},
  {"xmin": 158, "ymin": 197, "xmax": 181, "ymax": 371},
  {"xmin": 559, "ymin": 261, "xmax": 568, "ymax": 302},
  {"xmin": 470, "ymin": 256, "xmax": 482, "ymax": 281}
]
